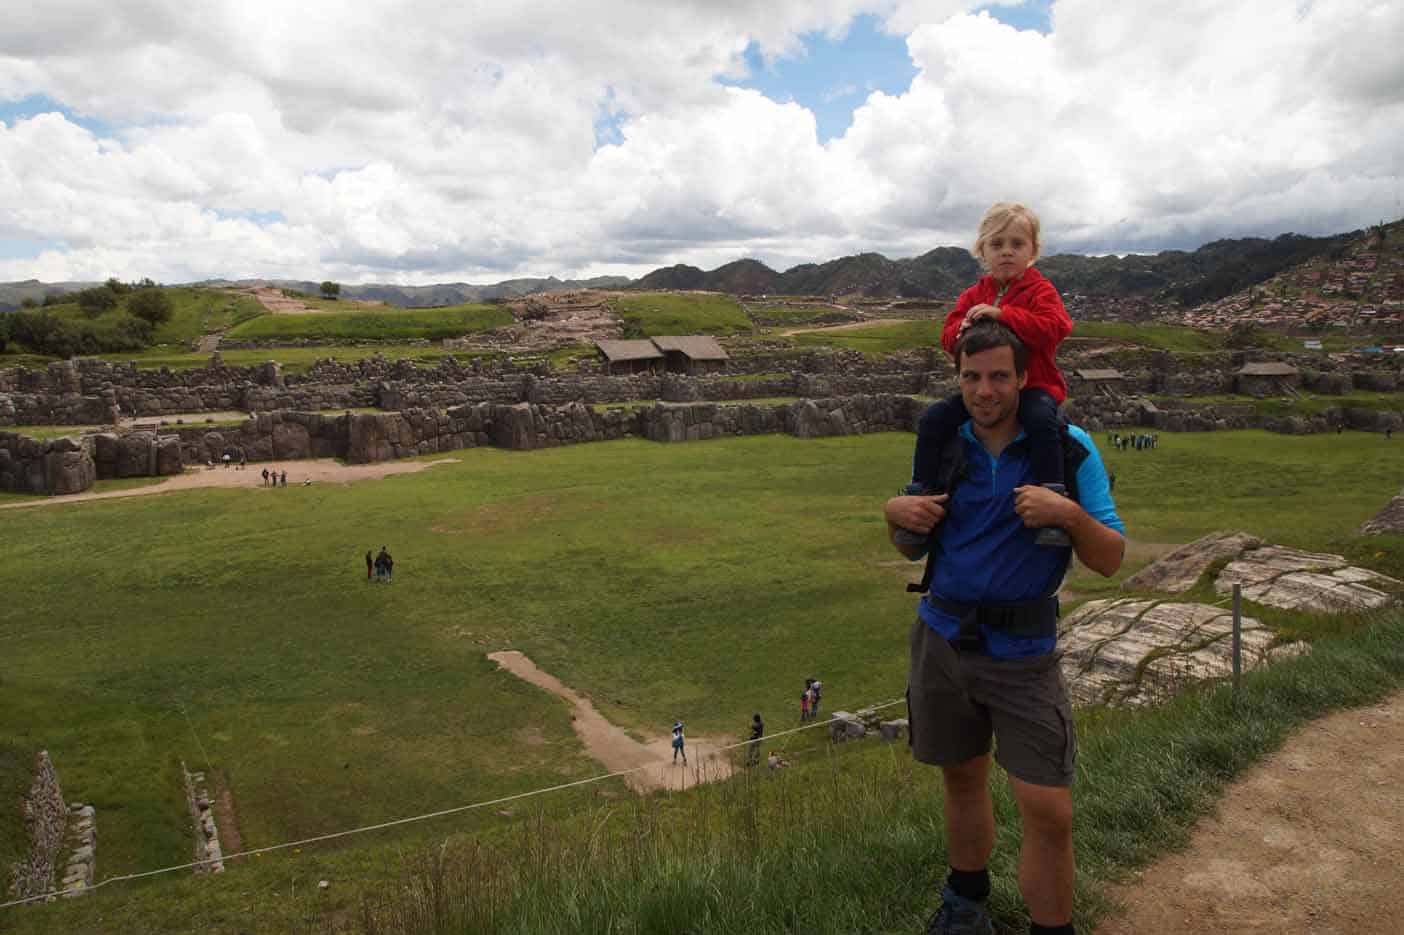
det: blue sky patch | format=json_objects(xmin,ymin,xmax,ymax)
[
  {"xmin": 0, "ymin": 94, "xmax": 112, "ymax": 136},
  {"xmin": 719, "ymin": 14, "xmax": 917, "ymax": 144},
  {"xmin": 212, "ymin": 209, "xmax": 287, "ymax": 226},
  {"xmin": 0, "ymin": 239, "xmax": 62, "ymax": 261},
  {"xmin": 980, "ymin": 0, "xmax": 1053, "ymax": 35}
]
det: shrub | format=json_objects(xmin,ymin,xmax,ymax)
[
  {"xmin": 126, "ymin": 288, "xmax": 174, "ymax": 326},
  {"xmin": 77, "ymin": 286, "xmax": 118, "ymax": 317}
]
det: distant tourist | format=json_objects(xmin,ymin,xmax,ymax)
[
  {"xmin": 747, "ymin": 713, "xmax": 764, "ymax": 767},
  {"xmin": 280, "ymin": 469, "xmax": 288, "ymax": 487},
  {"xmin": 374, "ymin": 546, "xmax": 393, "ymax": 582},
  {"xmin": 810, "ymin": 679, "xmax": 823, "ymax": 718},
  {"xmin": 261, "ymin": 467, "xmax": 270, "ymax": 486},
  {"xmin": 365, "ymin": 550, "xmax": 373, "ymax": 580},
  {"xmin": 906, "ymin": 201, "xmax": 1075, "ymax": 554},
  {"xmin": 222, "ymin": 453, "xmax": 231, "ymax": 468},
  {"xmin": 671, "ymin": 722, "xmax": 687, "ymax": 765},
  {"xmin": 799, "ymin": 686, "xmax": 811, "ymax": 722}
]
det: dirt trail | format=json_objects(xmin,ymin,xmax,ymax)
[
  {"xmin": 488, "ymin": 651, "xmax": 734, "ymax": 792},
  {"xmin": 0, "ymin": 457, "xmax": 461, "ymax": 511},
  {"xmin": 1096, "ymin": 692, "xmax": 1404, "ymax": 934},
  {"xmin": 778, "ymin": 316, "xmax": 919, "ymax": 337}
]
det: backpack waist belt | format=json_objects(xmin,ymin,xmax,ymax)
[{"xmin": 926, "ymin": 595, "xmax": 1060, "ymax": 651}]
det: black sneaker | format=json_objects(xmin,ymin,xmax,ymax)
[{"xmin": 924, "ymin": 885, "xmax": 993, "ymax": 934}]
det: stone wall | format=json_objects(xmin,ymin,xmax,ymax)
[
  {"xmin": 8, "ymin": 752, "xmax": 66, "ymax": 902},
  {"xmin": 4, "ymin": 346, "xmax": 1403, "ymax": 428},
  {"xmin": 173, "ymin": 395, "xmax": 924, "ymax": 466},
  {"xmin": 0, "ymin": 433, "xmax": 96, "ymax": 494}
]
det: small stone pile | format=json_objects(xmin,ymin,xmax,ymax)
[{"xmin": 181, "ymin": 762, "xmax": 224, "ymax": 874}]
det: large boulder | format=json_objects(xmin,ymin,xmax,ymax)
[
  {"xmin": 1359, "ymin": 489, "xmax": 1404, "ymax": 535},
  {"xmin": 45, "ymin": 449, "xmax": 96, "ymax": 495},
  {"xmin": 271, "ymin": 421, "xmax": 312, "ymax": 459},
  {"xmin": 1213, "ymin": 545, "xmax": 1401, "ymax": 613},
  {"xmin": 1121, "ymin": 530, "xmax": 1262, "ymax": 593},
  {"xmin": 155, "ymin": 435, "xmax": 184, "ymax": 475}
]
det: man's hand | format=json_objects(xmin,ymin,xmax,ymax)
[
  {"xmin": 885, "ymin": 493, "xmax": 948, "ymax": 558},
  {"xmin": 1014, "ymin": 485, "xmax": 1126, "ymax": 576},
  {"xmin": 1013, "ymin": 485, "xmax": 1078, "ymax": 530},
  {"xmin": 886, "ymin": 493, "xmax": 949, "ymax": 535}
]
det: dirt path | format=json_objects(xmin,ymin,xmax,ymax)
[
  {"xmin": 0, "ymin": 457, "xmax": 461, "ymax": 511},
  {"xmin": 488, "ymin": 651, "xmax": 734, "ymax": 793},
  {"xmin": 1096, "ymin": 692, "xmax": 1404, "ymax": 934},
  {"xmin": 778, "ymin": 317, "xmax": 910, "ymax": 336}
]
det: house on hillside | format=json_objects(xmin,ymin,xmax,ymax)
[
  {"xmin": 1071, "ymin": 368, "xmax": 1126, "ymax": 399},
  {"xmin": 594, "ymin": 336, "xmax": 730, "ymax": 376},
  {"xmin": 596, "ymin": 339, "xmax": 663, "ymax": 375},
  {"xmin": 651, "ymin": 335, "xmax": 729, "ymax": 375},
  {"xmin": 1235, "ymin": 361, "xmax": 1300, "ymax": 397}
]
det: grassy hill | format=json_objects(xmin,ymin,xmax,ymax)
[
  {"xmin": 612, "ymin": 292, "xmax": 751, "ymax": 336},
  {"xmin": 223, "ymin": 302, "xmax": 513, "ymax": 342}
]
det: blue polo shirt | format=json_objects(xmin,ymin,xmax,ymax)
[{"xmin": 912, "ymin": 422, "xmax": 1124, "ymax": 658}]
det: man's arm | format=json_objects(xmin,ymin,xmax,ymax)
[
  {"xmin": 883, "ymin": 493, "xmax": 949, "ymax": 560},
  {"xmin": 1012, "ymin": 486, "xmax": 1124, "ymax": 576}
]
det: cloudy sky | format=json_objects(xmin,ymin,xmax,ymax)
[{"xmin": 1, "ymin": 0, "xmax": 1401, "ymax": 285}]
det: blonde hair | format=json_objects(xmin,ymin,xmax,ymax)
[{"xmin": 971, "ymin": 202, "xmax": 1042, "ymax": 265}]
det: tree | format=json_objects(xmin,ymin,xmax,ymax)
[
  {"xmin": 105, "ymin": 277, "xmax": 132, "ymax": 295},
  {"xmin": 0, "ymin": 314, "xmax": 9, "ymax": 352},
  {"xmin": 19, "ymin": 297, "xmax": 38, "ymax": 309},
  {"xmin": 320, "ymin": 281, "xmax": 341, "ymax": 300},
  {"xmin": 77, "ymin": 287, "xmax": 118, "ymax": 317},
  {"xmin": 126, "ymin": 288, "xmax": 173, "ymax": 326}
]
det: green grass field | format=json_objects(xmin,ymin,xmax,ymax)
[
  {"xmin": 612, "ymin": 292, "xmax": 751, "ymax": 337},
  {"xmin": 3, "ymin": 429, "xmax": 1403, "ymax": 932},
  {"xmin": 790, "ymin": 319, "xmax": 940, "ymax": 354},
  {"xmin": 223, "ymin": 303, "xmax": 513, "ymax": 342}
]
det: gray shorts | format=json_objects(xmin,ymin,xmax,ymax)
[{"xmin": 906, "ymin": 618, "xmax": 1077, "ymax": 787}]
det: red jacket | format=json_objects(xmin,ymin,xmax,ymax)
[{"xmin": 940, "ymin": 266, "xmax": 1071, "ymax": 403}]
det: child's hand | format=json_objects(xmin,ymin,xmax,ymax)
[{"xmin": 966, "ymin": 303, "xmax": 1002, "ymax": 323}]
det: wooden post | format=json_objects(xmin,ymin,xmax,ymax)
[{"xmin": 1232, "ymin": 583, "xmax": 1242, "ymax": 694}]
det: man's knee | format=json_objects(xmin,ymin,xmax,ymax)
[
  {"xmin": 1011, "ymin": 780, "xmax": 1072, "ymax": 840},
  {"xmin": 941, "ymin": 754, "xmax": 991, "ymax": 799}
]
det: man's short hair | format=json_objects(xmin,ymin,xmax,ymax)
[{"xmin": 954, "ymin": 321, "xmax": 1028, "ymax": 374}]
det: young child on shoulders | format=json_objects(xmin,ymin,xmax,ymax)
[{"xmin": 913, "ymin": 201, "xmax": 1073, "ymax": 546}]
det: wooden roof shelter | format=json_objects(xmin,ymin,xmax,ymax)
[
  {"xmin": 650, "ymin": 335, "xmax": 729, "ymax": 362},
  {"xmin": 595, "ymin": 339, "xmax": 664, "ymax": 363}
]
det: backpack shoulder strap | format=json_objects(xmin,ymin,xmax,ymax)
[{"xmin": 907, "ymin": 434, "xmax": 970, "ymax": 594}]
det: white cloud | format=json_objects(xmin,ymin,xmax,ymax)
[{"xmin": 0, "ymin": 0, "xmax": 1400, "ymax": 284}]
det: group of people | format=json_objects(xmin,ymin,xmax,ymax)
[
  {"xmin": 261, "ymin": 467, "xmax": 288, "ymax": 487},
  {"xmin": 883, "ymin": 201, "xmax": 1126, "ymax": 935},
  {"xmin": 798, "ymin": 677, "xmax": 824, "ymax": 721},
  {"xmin": 366, "ymin": 547, "xmax": 394, "ymax": 581},
  {"xmin": 1107, "ymin": 432, "xmax": 1158, "ymax": 451}
]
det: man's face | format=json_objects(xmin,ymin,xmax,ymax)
[{"xmin": 958, "ymin": 344, "xmax": 1027, "ymax": 430}]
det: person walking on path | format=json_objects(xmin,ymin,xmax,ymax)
[
  {"xmin": 671, "ymin": 722, "xmax": 687, "ymax": 765},
  {"xmin": 747, "ymin": 713, "xmax": 764, "ymax": 767},
  {"xmin": 365, "ymin": 550, "xmax": 373, "ymax": 580},
  {"xmin": 884, "ymin": 321, "xmax": 1125, "ymax": 935},
  {"xmin": 261, "ymin": 467, "xmax": 269, "ymax": 487}
]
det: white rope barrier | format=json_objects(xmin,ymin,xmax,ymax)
[{"xmin": 1, "ymin": 697, "xmax": 907, "ymax": 909}]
